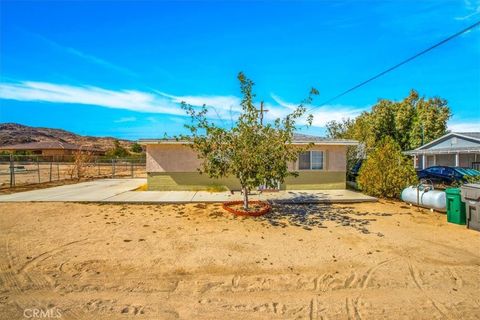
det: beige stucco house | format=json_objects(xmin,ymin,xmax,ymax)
[{"xmin": 139, "ymin": 133, "xmax": 358, "ymax": 191}]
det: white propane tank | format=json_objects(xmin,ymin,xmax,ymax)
[{"xmin": 401, "ymin": 186, "xmax": 446, "ymax": 212}]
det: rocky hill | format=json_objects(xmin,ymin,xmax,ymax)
[{"xmin": 0, "ymin": 123, "xmax": 134, "ymax": 151}]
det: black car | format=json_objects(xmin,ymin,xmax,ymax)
[{"xmin": 417, "ymin": 166, "xmax": 480, "ymax": 185}]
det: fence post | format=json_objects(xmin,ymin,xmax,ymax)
[
  {"xmin": 112, "ymin": 159, "xmax": 115, "ymax": 178},
  {"xmin": 9, "ymin": 154, "xmax": 14, "ymax": 188},
  {"xmin": 57, "ymin": 162, "xmax": 60, "ymax": 181},
  {"xmin": 130, "ymin": 162, "xmax": 134, "ymax": 178},
  {"xmin": 37, "ymin": 157, "xmax": 41, "ymax": 183},
  {"xmin": 49, "ymin": 161, "xmax": 53, "ymax": 182}
]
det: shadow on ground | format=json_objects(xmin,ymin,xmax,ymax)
[{"xmin": 259, "ymin": 203, "xmax": 390, "ymax": 236}]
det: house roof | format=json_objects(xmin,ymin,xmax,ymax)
[
  {"xmin": 405, "ymin": 131, "xmax": 480, "ymax": 155},
  {"xmin": 405, "ymin": 147, "xmax": 480, "ymax": 155},
  {"xmin": 0, "ymin": 141, "xmax": 103, "ymax": 152},
  {"xmin": 138, "ymin": 133, "xmax": 358, "ymax": 146},
  {"xmin": 457, "ymin": 132, "xmax": 480, "ymax": 140}
]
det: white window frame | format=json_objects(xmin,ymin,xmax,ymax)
[{"xmin": 297, "ymin": 150, "xmax": 325, "ymax": 171}]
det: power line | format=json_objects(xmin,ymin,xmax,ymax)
[{"xmin": 308, "ymin": 20, "xmax": 480, "ymax": 112}]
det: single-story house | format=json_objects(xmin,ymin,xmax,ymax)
[
  {"xmin": 139, "ymin": 133, "xmax": 358, "ymax": 191},
  {"xmin": 0, "ymin": 141, "xmax": 105, "ymax": 157},
  {"xmin": 404, "ymin": 132, "xmax": 480, "ymax": 170}
]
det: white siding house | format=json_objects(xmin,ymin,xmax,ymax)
[{"xmin": 405, "ymin": 132, "xmax": 480, "ymax": 170}]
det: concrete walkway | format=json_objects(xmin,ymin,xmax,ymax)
[
  {"xmin": 0, "ymin": 179, "xmax": 147, "ymax": 202},
  {"xmin": 0, "ymin": 178, "xmax": 376, "ymax": 203},
  {"xmin": 105, "ymin": 189, "xmax": 377, "ymax": 203}
]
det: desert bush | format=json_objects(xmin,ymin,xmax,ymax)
[
  {"xmin": 107, "ymin": 140, "xmax": 129, "ymax": 158},
  {"xmin": 67, "ymin": 150, "xmax": 94, "ymax": 180},
  {"xmin": 357, "ymin": 137, "xmax": 417, "ymax": 198},
  {"xmin": 130, "ymin": 142, "xmax": 143, "ymax": 153}
]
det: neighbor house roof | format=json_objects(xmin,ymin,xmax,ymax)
[
  {"xmin": 139, "ymin": 133, "xmax": 358, "ymax": 146},
  {"xmin": 404, "ymin": 131, "xmax": 480, "ymax": 155},
  {"xmin": 0, "ymin": 141, "xmax": 103, "ymax": 152}
]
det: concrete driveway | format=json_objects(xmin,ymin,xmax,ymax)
[
  {"xmin": 0, "ymin": 179, "xmax": 146, "ymax": 202},
  {"xmin": 0, "ymin": 179, "xmax": 376, "ymax": 203}
]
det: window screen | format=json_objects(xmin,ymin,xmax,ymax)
[
  {"xmin": 298, "ymin": 151, "xmax": 311, "ymax": 170},
  {"xmin": 311, "ymin": 151, "xmax": 323, "ymax": 169},
  {"xmin": 298, "ymin": 151, "xmax": 324, "ymax": 170}
]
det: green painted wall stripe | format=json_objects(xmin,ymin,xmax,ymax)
[{"xmin": 148, "ymin": 171, "xmax": 346, "ymax": 191}]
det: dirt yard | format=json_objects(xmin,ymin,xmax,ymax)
[
  {"xmin": 0, "ymin": 200, "xmax": 479, "ymax": 319},
  {"xmin": 0, "ymin": 163, "xmax": 146, "ymax": 190}
]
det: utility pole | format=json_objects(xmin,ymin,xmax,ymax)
[{"xmin": 257, "ymin": 101, "xmax": 269, "ymax": 126}]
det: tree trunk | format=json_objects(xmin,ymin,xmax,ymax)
[{"xmin": 243, "ymin": 187, "xmax": 249, "ymax": 210}]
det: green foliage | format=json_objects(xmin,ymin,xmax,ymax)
[
  {"xmin": 357, "ymin": 137, "xmax": 417, "ymax": 198},
  {"xmin": 464, "ymin": 175, "xmax": 480, "ymax": 184},
  {"xmin": 326, "ymin": 89, "xmax": 451, "ymax": 152},
  {"xmin": 179, "ymin": 72, "xmax": 316, "ymax": 209},
  {"xmin": 130, "ymin": 142, "xmax": 143, "ymax": 153},
  {"xmin": 451, "ymin": 174, "xmax": 480, "ymax": 188},
  {"xmin": 106, "ymin": 140, "xmax": 129, "ymax": 158}
]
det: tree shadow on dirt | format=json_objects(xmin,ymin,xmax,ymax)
[{"xmin": 259, "ymin": 203, "xmax": 390, "ymax": 236}]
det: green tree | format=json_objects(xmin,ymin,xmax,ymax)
[
  {"xmin": 180, "ymin": 72, "xmax": 316, "ymax": 210},
  {"xmin": 107, "ymin": 140, "xmax": 129, "ymax": 158},
  {"xmin": 326, "ymin": 90, "xmax": 451, "ymax": 152},
  {"xmin": 357, "ymin": 137, "xmax": 417, "ymax": 198},
  {"xmin": 130, "ymin": 142, "xmax": 143, "ymax": 153}
]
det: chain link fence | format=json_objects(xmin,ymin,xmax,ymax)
[{"xmin": 0, "ymin": 154, "xmax": 146, "ymax": 189}]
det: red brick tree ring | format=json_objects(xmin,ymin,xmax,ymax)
[{"xmin": 222, "ymin": 200, "xmax": 271, "ymax": 216}]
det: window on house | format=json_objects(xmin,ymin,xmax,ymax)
[{"xmin": 298, "ymin": 151, "xmax": 324, "ymax": 170}]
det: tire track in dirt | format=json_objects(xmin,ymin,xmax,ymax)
[
  {"xmin": 1, "ymin": 237, "xmax": 23, "ymax": 293},
  {"xmin": 18, "ymin": 238, "xmax": 88, "ymax": 274},
  {"xmin": 5, "ymin": 236, "xmax": 97, "ymax": 320},
  {"xmin": 345, "ymin": 297, "xmax": 363, "ymax": 320},
  {"xmin": 16, "ymin": 239, "xmax": 92, "ymax": 293},
  {"xmin": 309, "ymin": 297, "xmax": 318, "ymax": 320},
  {"xmin": 448, "ymin": 267, "xmax": 463, "ymax": 288},
  {"xmin": 359, "ymin": 258, "xmax": 398, "ymax": 289},
  {"xmin": 408, "ymin": 261, "xmax": 452, "ymax": 320}
]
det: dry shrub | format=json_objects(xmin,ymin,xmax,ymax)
[{"xmin": 67, "ymin": 150, "xmax": 94, "ymax": 180}]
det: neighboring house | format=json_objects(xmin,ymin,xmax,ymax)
[
  {"xmin": 405, "ymin": 132, "xmax": 480, "ymax": 170},
  {"xmin": 139, "ymin": 133, "xmax": 358, "ymax": 191},
  {"xmin": 0, "ymin": 141, "xmax": 105, "ymax": 157}
]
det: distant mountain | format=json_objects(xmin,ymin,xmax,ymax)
[{"xmin": 0, "ymin": 123, "xmax": 134, "ymax": 151}]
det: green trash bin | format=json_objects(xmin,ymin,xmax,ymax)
[{"xmin": 445, "ymin": 188, "xmax": 466, "ymax": 225}]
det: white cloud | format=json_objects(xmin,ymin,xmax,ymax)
[
  {"xmin": 146, "ymin": 116, "xmax": 159, "ymax": 123},
  {"xmin": 114, "ymin": 117, "xmax": 137, "ymax": 123},
  {"xmin": 157, "ymin": 91, "xmax": 241, "ymax": 111},
  {"xmin": 270, "ymin": 93, "xmax": 297, "ymax": 110},
  {"xmin": 0, "ymin": 81, "xmax": 184, "ymax": 115},
  {"xmin": 31, "ymin": 32, "xmax": 138, "ymax": 77},
  {"xmin": 155, "ymin": 91, "xmax": 243, "ymax": 122},
  {"xmin": 448, "ymin": 120, "xmax": 480, "ymax": 132},
  {"xmin": 455, "ymin": 0, "xmax": 480, "ymax": 20},
  {"xmin": 0, "ymin": 80, "xmax": 369, "ymax": 130},
  {"xmin": 270, "ymin": 93, "xmax": 367, "ymax": 127}
]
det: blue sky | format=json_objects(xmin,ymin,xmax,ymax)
[{"xmin": 0, "ymin": 0, "xmax": 479, "ymax": 140}]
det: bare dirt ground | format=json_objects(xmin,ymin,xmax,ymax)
[
  {"xmin": 0, "ymin": 163, "xmax": 146, "ymax": 193},
  {"xmin": 0, "ymin": 200, "xmax": 479, "ymax": 319}
]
